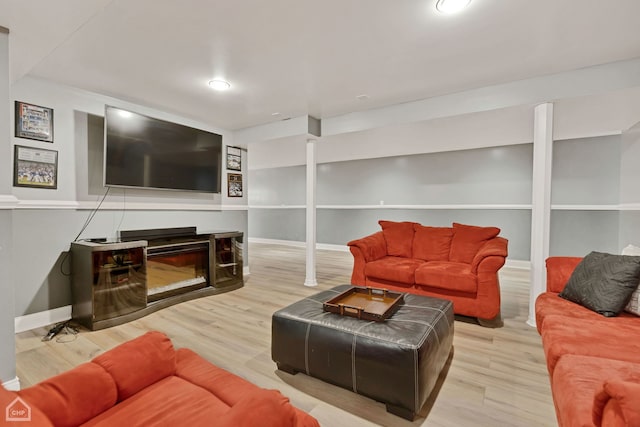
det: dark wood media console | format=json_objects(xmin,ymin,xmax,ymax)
[{"xmin": 70, "ymin": 227, "xmax": 243, "ymax": 330}]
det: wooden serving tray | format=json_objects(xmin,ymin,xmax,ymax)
[{"xmin": 323, "ymin": 287, "xmax": 404, "ymax": 322}]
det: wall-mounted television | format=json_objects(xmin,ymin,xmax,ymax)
[{"xmin": 104, "ymin": 106, "xmax": 222, "ymax": 193}]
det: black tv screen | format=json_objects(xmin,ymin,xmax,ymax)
[{"xmin": 104, "ymin": 106, "xmax": 222, "ymax": 193}]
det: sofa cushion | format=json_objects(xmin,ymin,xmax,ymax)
[
  {"xmin": 19, "ymin": 362, "xmax": 117, "ymax": 427},
  {"xmin": 593, "ymin": 379, "xmax": 640, "ymax": 427},
  {"xmin": 559, "ymin": 251, "xmax": 640, "ymax": 317},
  {"xmin": 534, "ymin": 292, "xmax": 638, "ymax": 334},
  {"xmin": 365, "ymin": 256, "xmax": 424, "ymax": 284},
  {"xmin": 378, "ymin": 220, "xmax": 416, "ymax": 258},
  {"xmin": 415, "ymin": 261, "xmax": 477, "ymax": 293},
  {"xmin": 541, "ymin": 315, "xmax": 640, "ymax": 375},
  {"xmin": 551, "ymin": 355, "xmax": 640, "ymax": 427},
  {"xmin": 217, "ymin": 389, "xmax": 298, "ymax": 427},
  {"xmin": 92, "ymin": 331, "xmax": 177, "ymax": 401},
  {"xmin": 412, "ymin": 225, "xmax": 453, "ymax": 261},
  {"xmin": 449, "ymin": 223, "xmax": 500, "ymax": 264},
  {"xmin": 80, "ymin": 376, "xmax": 229, "ymax": 427}
]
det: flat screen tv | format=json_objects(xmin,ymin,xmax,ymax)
[{"xmin": 104, "ymin": 106, "xmax": 222, "ymax": 193}]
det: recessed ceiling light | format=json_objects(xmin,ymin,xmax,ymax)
[
  {"xmin": 208, "ymin": 79, "xmax": 231, "ymax": 91},
  {"xmin": 271, "ymin": 112, "xmax": 281, "ymax": 117},
  {"xmin": 436, "ymin": 0, "xmax": 471, "ymax": 14}
]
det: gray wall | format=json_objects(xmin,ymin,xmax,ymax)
[
  {"xmin": 317, "ymin": 144, "xmax": 533, "ymax": 205},
  {"xmin": 549, "ymin": 135, "xmax": 623, "ymax": 256},
  {"xmin": 552, "ymin": 135, "xmax": 621, "ymax": 205},
  {"xmin": 549, "ymin": 211, "xmax": 620, "ymax": 256},
  {"xmin": 619, "ymin": 121, "xmax": 640, "ymax": 248},
  {"xmin": 249, "ymin": 144, "xmax": 533, "ymax": 260}
]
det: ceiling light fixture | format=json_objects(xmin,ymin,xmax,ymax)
[
  {"xmin": 436, "ymin": 0, "xmax": 471, "ymax": 14},
  {"xmin": 208, "ymin": 79, "xmax": 231, "ymax": 91}
]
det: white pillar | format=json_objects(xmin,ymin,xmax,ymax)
[
  {"xmin": 304, "ymin": 138, "xmax": 318, "ymax": 286},
  {"xmin": 527, "ymin": 103, "xmax": 554, "ymax": 327}
]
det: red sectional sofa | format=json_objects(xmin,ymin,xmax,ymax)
[
  {"xmin": 536, "ymin": 257, "xmax": 640, "ymax": 427},
  {"xmin": 0, "ymin": 331, "xmax": 319, "ymax": 427},
  {"xmin": 348, "ymin": 220, "xmax": 508, "ymax": 326}
]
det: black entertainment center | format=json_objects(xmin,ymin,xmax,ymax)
[{"xmin": 70, "ymin": 227, "xmax": 243, "ymax": 330}]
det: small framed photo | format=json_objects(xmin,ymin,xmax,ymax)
[
  {"xmin": 226, "ymin": 145, "xmax": 241, "ymax": 171},
  {"xmin": 227, "ymin": 173, "xmax": 243, "ymax": 197},
  {"xmin": 13, "ymin": 145, "xmax": 58, "ymax": 189},
  {"xmin": 15, "ymin": 101, "xmax": 54, "ymax": 142}
]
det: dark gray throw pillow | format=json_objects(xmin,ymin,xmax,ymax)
[{"xmin": 559, "ymin": 251, "xmax": 640, "ymax": 317}]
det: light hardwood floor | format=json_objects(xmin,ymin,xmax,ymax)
[{"xmin": 16, "ymin": 243, "xmax": 557, "ymax": 427}]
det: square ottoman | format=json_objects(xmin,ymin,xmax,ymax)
[{"xmin": 271, "ymin": 285, "xmax": 454, "ymax": 420}]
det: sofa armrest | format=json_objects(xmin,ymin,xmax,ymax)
[
  {"xmin": 347, "ymin": 231, "xmax": 387, "ymax": 262},
  {"xmin": 348, "ymin": 231, "xmax": 387, "ymax": 286},
  {"xmin": 471, "ymin": 237, "xmax": 508, "ymax": 273},
  {"xmin": 593, "ymin": 380, "xmax": 640, "ymax": 427},
  {"xmin": 545, "ymin": 256, "xmax": 583, "ymax": 293}
]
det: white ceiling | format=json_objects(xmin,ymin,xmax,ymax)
[{"xmin": 2, "ymin": 0, "xmax": 640, "ymax": 130}]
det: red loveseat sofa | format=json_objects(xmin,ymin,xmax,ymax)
[
  {"xmin": 0, "ymin": 331, "xmax": 319, "ymax": 427},
  {"xmin": 536, "ymin": 257, "xmax": 640, "ymax": 427},
  {"xmin": 348, "ymin": 221, "xmax": 508, "ymax": 326}
]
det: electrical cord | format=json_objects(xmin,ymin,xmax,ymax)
[
  {"xmin": 41, "ymin": 320, "xmax": 80, "ymax": 343},
  {"xmin": 73, "ymin": 186, "xmax": 111, "ymax": 242},
  {"xmin": 60, "ymin": 187, "xmax": 111, "ymax": 276},
  {"xmin": 116, "ymin": 188, "xmax": 126, "ymax": 235}
]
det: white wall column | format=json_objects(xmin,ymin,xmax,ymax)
[
  {"xmin": 527, "ymin": 103, "xmax": 554, "ymax": 327},
  {"xmin": 304, "ymin": 138, "xmax": 318, "ymax": 286},
  {"xmin": 0, "ymin": 25, "xmax": 18, "ymax": 389}
]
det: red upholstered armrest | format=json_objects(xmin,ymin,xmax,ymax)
[
  {"xmin": 471, "ymin": 237, "xmax": 508, "ymax": 273},
  {"xmin": 92, "ymin": 331, "xmax": 177, "ymax": 401},
  {"xmin": 347, "ymin": 231, "xmax": 387, "ymax": 262},
  {"xmin": 545, "ymin": 256, "xmax": 583, "ymax": 294},
  {"xmin": 593, "ymin": 380, "xmax": 640, "ymax": 427}
]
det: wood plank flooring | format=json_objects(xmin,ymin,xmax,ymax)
[{"xmin": 16, "ymin": 243, "xmax": 557, "ymax": 426}]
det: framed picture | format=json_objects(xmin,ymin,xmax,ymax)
[
  {"xmin": 227, "ymin": 173, "xmax": 243, "ymax": 197},
  {"xmin": 13, "ymin": 145, "xmax": 58, "ymax": 189},
  {"xmin": 226, "ymin": 145, "xmax": 241, "ymax": 171},
  {"xmin": 15, "ymin": 101, "xmax": 54, "ymax": 142}
]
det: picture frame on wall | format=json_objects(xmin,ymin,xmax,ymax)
[
  {"xmin": 226, "ymin": 145, "xmax": 242, "ymax": 171},
  {"xmin": 13, "ymin": 145, "xmax": 58, "ymax": 189},
  {"xmin": 15, "ymin": 101, "xmax": 54, "ymax": 142},
  {"xmin": 227, "ymin": 173, "xmax": 243, "ymax": 197}
]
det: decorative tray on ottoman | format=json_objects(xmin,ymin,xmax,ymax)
[{"xmin": 323, "ymin": 286, "xmax": 404, "ymax": 321}]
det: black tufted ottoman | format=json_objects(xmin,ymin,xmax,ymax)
[{"xmin": 271, "ymin": 284, "xmax": 454, "ymax": 420}]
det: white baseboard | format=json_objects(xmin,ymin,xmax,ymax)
[
  {"xmin": 249, "ymin": 237, "xmax": 307, "ymax": 247},
  {"xmin": 249, "ymin": 237, "xmax": 531, "ymax": 269},
  {"xmin": 248, "ymin": 237, "xmax": 348, "ymax": 252},
  {"xmin": 14, "ymin": 306, "xmax": 71, "ymax": 334},
  {"xmin": 2, "ymin": 377, "xmax": 21, "ymax": 391},
  {"xmin": 505, "ymin": 259, "xmax": 531, "ymax": 270}
]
